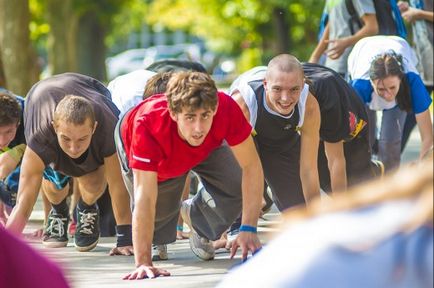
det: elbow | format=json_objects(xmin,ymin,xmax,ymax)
[{"xmin": 368, "ymin": 22, "xmax": 379, "ymax": 35}]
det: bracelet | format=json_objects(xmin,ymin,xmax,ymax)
[
  {"xmin": 176, "ymin": 225, "xmax": 184, "ymax": 232},
  {"xmin": 239, "ymin": 225, "xmax": 257, "ymax": 233},
  {"xmin": 115, "ymin": 224, "xmax": 132, "ymax": 247}
]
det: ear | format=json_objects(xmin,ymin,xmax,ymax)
[
  {"xmin": 212, "ymin": 102, "xmax": 219, "ymax": 116},
  {"xmin": 169, "ymin": 110, "xmax": 178, "ymax": 122},
  {"xmin": 51, "ymin": 121, "xmax": 57, "ymax": 133},
  {"xmin": 92, "ymin": 121, "xmax": 98, "ymax": 133}
]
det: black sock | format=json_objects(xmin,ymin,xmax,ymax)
[
  {"xmin": 78, "ymin": 198, "xmax": 97, "ymax": 211},
  {"xmin": 52, "ymin": 198, "xmax": 69, "ymax": 217}
]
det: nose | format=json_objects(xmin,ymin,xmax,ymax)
[
  {"xmin": 69, "ymin": 142, "xmax": 81, "ymax": 155},
  {"xmin": 193, "ymin": 119, "xmax": 204, "ymax": 133}
]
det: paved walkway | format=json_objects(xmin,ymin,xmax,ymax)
[
  {"xmin": 23, "ymin": 129, "xmax": 422, "ymax": 287},
  {"xmin": 25, "ymin": 212, "xmax": 280, "ymax": 288}
]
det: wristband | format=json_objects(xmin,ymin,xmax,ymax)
[
  {"xmin": 115, "ymin": 224, "xmax": 132, "ymax": 247},
  {"xmin": 239, "ymin": 225, "xmax": 257, "ymax": 233},
  {"xmin": 176, "ymin": 225, "xmax": 184, "ymax": 232}
]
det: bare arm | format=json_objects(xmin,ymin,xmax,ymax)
[
  {"xmin": 132, "ymin": 169, "xmax": 158, "ymax": 267},
  {"xmin": 6, "ymin": 146, "xmax": 44, "ymax": 235},
  {"xmin": 309, "ymin": 22, "xmax": 330, "ymax": 63},
  {"xmin": 324, "ymin": 141, "xmax": 347, "ymax": 192},
  {"xmin": 231, "ymin": 91, "xmax": 251, "ymax": 123},
  {"xmin": 123, "ymin": 169, "xmax": 169, "ymax": 280},
  {"xmin": 299, "ymin": 94, "xmax": 321, "ymax": 203},
  {"xmin": 415, "ymin": 110, "xmax": 433, "ymax": 159},
  {"xmin": 104, "ymin": 153, "xmax": 132, "ymax": 226},
  {"xmin": 229, "ymin": 135, "xmax": 263, "ymax": 259},
  {"xmin": 230, "ymin": 135, "xmax": 263, "ymax": 228},
  {"xmin": 402, "ymin": 7, "xmax": 434, "ymax": 23},
  {"xmin": 326, "ymin": 14, "xmax": 379, "ymax": 60},
  {"xmin": 0, "ymin": 152, "xmax": 20, "ymax": 180}
]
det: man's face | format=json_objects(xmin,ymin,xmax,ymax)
[
  {"xmin": 264, "ymin": 70, "xmax": 304, "ymax": 116},
  {"xmin": 371, "ymin": 75, "xmax": 401, "ymax": 102},
  {"xmin": 170, "ymin": 106, "xmax": 217, "ymax": 147},
  {"xmin": 53, "ymin": 118, "xmax": 97, "ymax": 159},
  {"xmin": 0, "ymin": 123, "xmax": 19, "ymax": 150}
]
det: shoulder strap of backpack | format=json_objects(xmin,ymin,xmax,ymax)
[{"xmin": 345, "ymin": 0, "xmax": 363, "ymax": 34}]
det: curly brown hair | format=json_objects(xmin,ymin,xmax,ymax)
[
  {"xmin": 166, "ymin": 72, "xmax": 218, "ymax": 114},
  {"xmin": 0, "ymin": 91, "xmax": 21, "ymax": 126}
]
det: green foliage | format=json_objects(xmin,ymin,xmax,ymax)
[{"xmin": 147, "ymin": 0, "xmax": 324, "ymax": 70}]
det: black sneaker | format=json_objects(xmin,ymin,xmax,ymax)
[
  {"xmin": 74, "ymin": 205, "xmax": 100, "ymax": 252},
  {"xmin": 42, "ymin": 209, "xmax": 69, "ymax": 248},
  {"xmin": 0, "ymin": 180, "xmax": 16, "ymax": 207}
]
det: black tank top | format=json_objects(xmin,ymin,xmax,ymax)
[{"xmin": 248, "ymin": 80, "xmax": 300, "ymax": 153}]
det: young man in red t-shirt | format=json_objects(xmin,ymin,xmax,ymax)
[{"xmin": 116, "ymin": 71, "xmax": 264, "ymax": 280}]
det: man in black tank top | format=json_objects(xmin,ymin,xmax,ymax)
[
  {"xmin": 231, "ymin": 54, "xmax": 322, "ymax": 211},
  {"xmin": 6, "ymin": 73, "xmax": 133, "ymax": 256}
]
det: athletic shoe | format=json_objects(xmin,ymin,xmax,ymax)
[
  {"xmin": 0, "ymin": 180, "xmax": 16, "ymax": 207},
  {"xmin": 371, "ymin": 159, "xmax": 385, "ymax": 177},
  {"xmin": 180, "ymin": 199, "xmax": 215, "ymax": 260},
  {"xmin": 74, "ymin": 205, "xmax": 100, "ymax": 252},
  {"xmin": 68, "ymin": 218, "xmax": 77, "ymax": 236},
  {"xmin": 152, "ymin": 244, "xmax": 168, "ymax": 261},
  {"xmin": 42, "ymin": 209, "xmax": 69, "ymax": 248}
]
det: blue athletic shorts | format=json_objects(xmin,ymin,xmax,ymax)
[{"xmin": 42, "ymin": 167, "xmax": 71, "ymax": 190}]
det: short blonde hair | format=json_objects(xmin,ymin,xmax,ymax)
[{"xmin": 53, "ymin": 95, "xmax": 95, "ymax": 127}]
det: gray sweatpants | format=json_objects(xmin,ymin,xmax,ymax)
[
  {"xmin": 114, "ymin": 120, "xmax": 242, "ymax": 245},
  {"xmin": 367, "ymin": 106, "xmax": 407, "ymax": 172}
]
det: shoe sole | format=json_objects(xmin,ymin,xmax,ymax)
[
  {"xmin": 181, "ymin": 200, "xmax": 215, "ymax": 261},
  {"xmin": 189, "ymin": 237, "xmax": 215, "ymax": 261},
  {"xmin": 152, "ymin": 255, "xmax": 169, "ymax": 261},
  {"xmin": 42, "ymin": 240, "xmax": 68, "ymax": 248},
  {"xmin": 74, "ymin": 239, "xmax": 99, "ymax": 252}
]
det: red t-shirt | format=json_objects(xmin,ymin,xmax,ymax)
[{"xmin": 121, "ymin": 92, "xmax": 252, "ymax": 182}]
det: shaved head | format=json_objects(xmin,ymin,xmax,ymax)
[{"xmin": 266, "ymin": 54, "xmax": 304, "ymax": 80}]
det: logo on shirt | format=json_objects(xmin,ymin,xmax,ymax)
[{"xmin": 132, "ymin": 155, "xmax": 151, "ymax": 163}]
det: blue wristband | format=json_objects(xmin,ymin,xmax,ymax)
[
  {"xmin": 239, "ymin": 225, "xmax": 257, "ymax": 233},
  {"xmin": 176, "ymin": 225, "xmax": 184, "ymax": 232}
]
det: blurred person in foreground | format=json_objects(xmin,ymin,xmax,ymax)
[
  {"xmin": 217, "ymin": 149, "xmax": 433, "ymax": 288},
  {"xmin": 0, "ymin": 226, "xmax": 70, "ymax": 288}
]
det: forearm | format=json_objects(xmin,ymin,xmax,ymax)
[
  {"xmin": 419, "ymin": 136, "xmax": 433, "ymax": 160},
  {"xmin": 133, "ymin": 195, "xmax": 156, "ymax": 267},
  {"xmin": 309, "ymin": 26, "xmax": 329, "ymax": 62},
  {"xmin": 300, "ymin": 169, "xmax": 320, "ymax": 204},
  {"xmin": 108, "ymin": 183, "xmax": 132, "ymax": 226},
  {"xmin": 240, "ymin": 164, "xmax": 263, "ymax": 227},
  {"xmin": 6, "ymin": 180, "xmax": 40, "ymax": 234},
  {"xmin": 328, "ymin": 158, "xmax": 347, "ymax": 192},
  {"xmin": 416, "ymin": 9, "xmax": 434, "ymax": 22}
]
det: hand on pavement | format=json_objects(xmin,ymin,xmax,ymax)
[
  {"xmin": 110, "ymin": 245, "xmax": 134, "ymax": 256},
  {"xmin": 230, "ymin": 231, "xmax": 262, "ymax": 261},
  {"xmin": 123, "ymin": 265, "xmax": 170, "ymax": 280}
]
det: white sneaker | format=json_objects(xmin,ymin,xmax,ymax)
[
  {"xmin": 180, "ymin": 199, "xmax": 215, "ymax": 260},
  {"xmin": 152, "ymin": 244, "xmax": 168, "ymax": 261}
]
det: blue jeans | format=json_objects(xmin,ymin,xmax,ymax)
[{"xmin": 367, "ymin": 106, "xmax": 407, "ymax": 172}]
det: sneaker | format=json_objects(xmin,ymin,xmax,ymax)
[
  {"xmin": 68, "ymin": 218, "xmax": 77, "ymax": 236},
  {"xmin": 180, "ymin": 199, "xmax": 215, "ymax": 260},
  {"xmin": 371, "ymin": 159, "xmax": 385, "ymax": 177},
  {"xmin": 42, "ymin": 209, "xmax": 69, "ymax": 248},
  {"xmin": 0, "ymin": 180, "xmax": 16, "ymax": 207},
  {"xmin": 152, "ymin": 244, "xmax": 168, "ymax": 261},
  {"xmin": 74, "ymin": 205, "xmax": 100, "ymax": 252}
]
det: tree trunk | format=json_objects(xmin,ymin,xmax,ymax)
[
  {"xmin": 76, "ymin": 11, "xmax": 107, "ymax": 81},
  {"xmin": 45, "ymin": 0, "xmax": 77, "ymax": 74},
  {"xmin": 0, "ymin": 0, "xmax": 39, "ymax": 95},
  {"xmin": 272, "ymin": 7, "xmax": 290, "ymax": 54}
]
